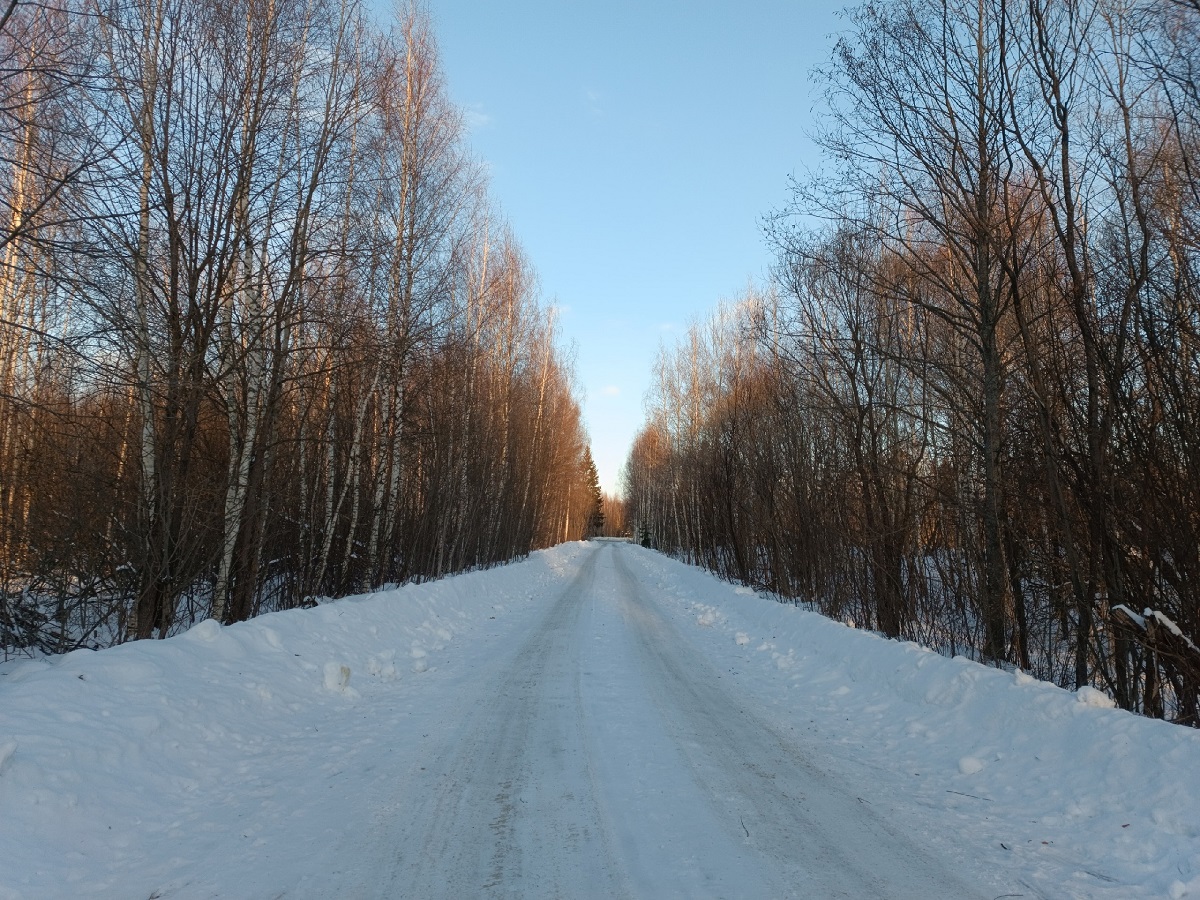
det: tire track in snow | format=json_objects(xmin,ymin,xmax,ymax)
[
  {"xmin": 378, "ymin": 542, "xmax": 984, "ymax": 898},
  {"xmin": 385, "ymin": 545, "xmax": 630, "ymax": 899},
  {"xmin": 605, "ymin": 546, "xmax": 986, "ymax": 899}
]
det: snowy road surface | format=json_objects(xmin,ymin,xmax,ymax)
[
  {"xmin": 358, "ymin": 543, "xmax": 980, "ymax": 898},
  {"xmin": 2, "ymin": 541, "xmax": 1198, "ymax": 898}
]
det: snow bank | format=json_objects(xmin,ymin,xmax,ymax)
[
  {"xmin": 0, "ymin": 544, "xmax": 590, "ymax": 899},
  {"xmin": 624, "ymin": 545, "xmax": 1200, "ymax": 900}
]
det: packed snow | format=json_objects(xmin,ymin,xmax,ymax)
[{"xmin": 0, "ymin": 542, "xmax": 1196, "ymax": 898}]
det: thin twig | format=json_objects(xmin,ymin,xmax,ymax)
[{"xmin": 946, "ymin": 789, "xmax": 993, "ymax": 802}]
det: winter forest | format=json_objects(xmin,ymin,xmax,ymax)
[
  {"xmin": 0, "ymin": 0, "xmax": 606, "ymax": 650},
  {"xmin": 624, "ymin": 0, "xmax": 1200, "ymax": 725},
  {"xmin": 2, "ymin": 0, "xmax": 1199, "ymax": 733}
]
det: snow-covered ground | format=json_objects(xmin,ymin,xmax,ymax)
[{"xmin": 0, "ymin": 542, "xmax": 1196, "ymax": 898}]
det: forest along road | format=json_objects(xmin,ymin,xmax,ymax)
[{"xmin": 348, "ymin": 542, "xmax": 987, "ymax": 900}]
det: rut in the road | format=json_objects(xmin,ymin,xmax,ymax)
[{"xmin": 381, "ymin": 543, "xmax": 984, "ymax": 899}]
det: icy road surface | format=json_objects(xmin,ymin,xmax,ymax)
[
  {"xmin": 3, "ymin": 540, "xmax": 1198, "ymax": 898},
  {"xmin": 348, "ymin": 543, "xmax": 983, "ymax": 899}
]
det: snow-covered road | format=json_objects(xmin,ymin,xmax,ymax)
[
  {"xmin": 2, "ymin": 541, "xmax": 1198, "ymax": 898},
  {"xmin": 355, "ymin": 543, "xmax": 980, "ymax": 898}
]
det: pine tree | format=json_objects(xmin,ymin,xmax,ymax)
[{"xmin": 583, "ymin": 448, "xmax": 603, "ymax": 539}]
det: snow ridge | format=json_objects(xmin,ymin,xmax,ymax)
[
  {"xmin": 0, "ymin": 545, "xmax": 591, "ymax": 898},
  {"xmin": 628, "ymin": 547, "xmax": 1200, "ymax": 899}
]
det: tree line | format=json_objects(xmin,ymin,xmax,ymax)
[
  {"xmin": 625, "ymin": 0, "xmax": 1200, "ymax": 725},
  {"xmin": 0, "ymin": 0, "xmax": 599, "ymax": 653}
]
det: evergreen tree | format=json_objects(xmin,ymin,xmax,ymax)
[{"xmin": 583, "ymin": 449, "xmax": 603, "ymax": 539}]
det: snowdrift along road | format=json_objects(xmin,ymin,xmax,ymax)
[{"xmin": 0, "ymin": 541, "xmax": 1197, "ymax": 898}]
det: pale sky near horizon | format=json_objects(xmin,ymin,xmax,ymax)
[{"xmin": 423, "ymin": 1, "xmax": 845, "ymax": 494}]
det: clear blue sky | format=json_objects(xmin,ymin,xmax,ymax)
[{"xmin": 423, "ymin": 1, "xmax": 845, "ymax": 494}]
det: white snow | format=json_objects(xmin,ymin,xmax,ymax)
[
  {"xmin": 1114, "ymin": 603, "xmax": 1147, "ymax": 629},
  {"xmin": 638, "ymin": 548, "xmax": 1200, "ymax": 899},
  {"xmin": 957, "ymin": 756, "xmax": 986, "ymax": 775},
  {"xmin": 1147, "ymin": 609, "xmax": 1200, "ymax": 653},
  {"xmin": 0, "ymin": 542, "xmax": 1196, "ymax": 898},
  {"xmin": 322, "ymin": 662, "xmax": 352, "ymax": 693},
  {"xmin": 1076, "ymin": 684, "xmax": 1117, "ymax": 708}
]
